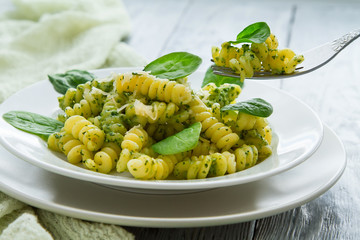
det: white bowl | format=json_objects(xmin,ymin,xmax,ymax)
[{"xmin": 0, "ymin": 68, "xmax": 323, "ymax": 193}]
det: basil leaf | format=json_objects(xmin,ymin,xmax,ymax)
[
  {"xmin": 143, "ymin": 52, "xmax": 202, "ymax": 80},
  {"xmin": 152, "ymin": 122, "xmax": 202, "ymax": 155},
  {"xmin": 3, "ymin": 111, "xmax": 64, "ymax": 140},
  {"xmin": 202, "ymin": 67, "xmax": 244, "ymax": 88},
  {"xmin": 221, "ymin": 98, "xmax": 273, "ymax": 117},
  {"xmin": 229, "ymin": 22, "xmax": 270, "ymax": 44},
  {"xmin": 48, "ymin": 69, "xmax": 95, "ymax": 94}
]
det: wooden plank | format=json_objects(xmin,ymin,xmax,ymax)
[
  {"xmin": 0, "ymin": 0, "xmax": 13, "ymax": 12},
  {"xmin": 123, "ymin": 0, "xmax": 191, "ymax": 61},
  {"xmin": 125, "ymin": 221, "xmax": 256, "ymax": 240},
  {"xmin": 282, "ymin": 2, "xmax": 360, "ymax": 113}
]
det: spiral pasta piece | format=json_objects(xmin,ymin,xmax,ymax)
[
  {"xmin": 48, "ymin": 131, "xmax": 93, "ymax": 165},
  {"xmin": 242, "ymin": 130, "xmax": 272, "ymax": 161},
  {"xmin": 222, "ymin": 151, "xmax": 237, "ymax": 174},
  {"xmin": 173, "ymin": 151, "xmax": 236, "ymax": 179},
  {"xmin": 127, "ymin": 155, "xmax": 157, "ymax": 180},
  {"xmin": 262, "ymin": 125, "xmax": 272, "ymax": 145},
  {"xmin": 161, "ymin": 110, "xmax": 191, "ymax": 133},
  {"xmin": 191, "ymin": 138, "xmax": 218, "ymax": 156},
  {"xmin": 124, "ymin": 103, "xmax": 148, "ymax": 127},
  {"xmin": 116, "ymin": 134, "xmax": 154, "ymax": 173},
  {"xmin": 58, "ymin": 82, "xmax": 92, "ymax": 110},
  {"xmin": 127, "ymin": 154, "xmax": 179, "ymax": 180},
  {"xmin": 265, "ymin": 33, "xmax": 279, "ymax": 50},
  {"xmin": 190, "ymin": 98, "xmax": 239, "ymax": 150},
  {"xmin": 64, "ymin": 99, "xmax": 92, "ymax": 119},
  {"xmin": 250, "ymin": 42, "xmax": 269, "ymax": 62},
  {"xmin": 84, "ymin": 142, "xmax": 121, "ymax": 173},
  {"xmin": 116, "ymin": 149, "xmax": 136, "ymax": 172},
  {"xmin": 221, "ymin": 111, "xmax": 258, "ymax": 134},
  {"xmin": 233, "ymin": 144, "xmax": 259, "ymax": 171},
  {"xmin": 167, "ymin": 110, "xmax": 190, "ymax": 124},
  {"xmin": 132, "ymin": 100, "xmax": 179, "ymax": 124},
  {"xmin": 64, "ymin": 87, "xmax": 108, "ymax": 119},
  {"xmin": 115, "ymin": 71, "xmax": 192, "ymax": 105},
  {"xmin": 96, "ymin": 97, "xmax": 128, "ymax": 145},
  {"xmin": 265, "ymin": 48, "xmax": 305, "ymax": 74},
  {"xmin": 64, "ymin": 115, "xmax": 105, "ymax": 151},
  {"xmin": 212, "ymin": 43, "xmax": 261, "ymax": 81},
  {"xmin": 91, "ymin": 75, "xmax": 116, "ymax": 93},
  {"xmin": 212, "ymin": 42, "xmax": 243, "ymax": 67},
  {"xmin": 228, "ymin": 48, "xmax": 261, "ymax": 81},
  {"xmin": 145, "ymin": 123, "xmax": 178, "ymax": 141},
  {"xmin": 121, "ymin": 125, "xmax": 149, "ymax": 152},
  {"xmin": 253, "ymin": 118, "xmax": 272, "ymax": 145},
  {"xmin": 199, "ymin": 83, "xmax": 242, "ymax": 108}
]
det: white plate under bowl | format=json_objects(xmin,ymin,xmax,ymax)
[
  {"xmin": 0, "ymin": 68, "xmax": 323, "ymax": 192},
  {"xmin": 0, "ymin": 125, "xmax": 345, "ymax": 227}
]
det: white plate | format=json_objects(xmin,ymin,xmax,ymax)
[
  {"xmin": 0, "ymin": 68, "xmax": 323, "ymax": 192},
  {"xmin": 0, "ymin": 125, "xmax": 345, "ymax": 227}
]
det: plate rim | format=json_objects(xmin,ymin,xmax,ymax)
[
  {"xmin": 0, "ymin": 67, "xmax": 324, "ymax": 190},
  {"xmin": 0, "ymin": 124, "xmax": 346, "ymax": 227}
]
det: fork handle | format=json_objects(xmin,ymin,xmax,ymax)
[{"xmin": 332, "ymin": 29, "xmax": 360, "ymax": 52}]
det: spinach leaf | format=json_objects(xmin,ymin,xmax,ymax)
[
  {"xmin": 3, "ymin": 111, "xmax": 63, "ymax": 140},
  {"xmin": 143, "ymin": 52, "xmax": 202, "ymax": 80},
  {"xmin": 202, "ymin": 67, "xmax": 244, "ymax": 88},
  {"xmin": 48, "ymin": 69, "xmax": 95, "ymax": 94},
  {"xmin": 229, "ymin": 22, "xmax": 270, "ymax": 44},
  {"xmin": 151, "ymin": 122, "xmax": 202, "ymax": 155},
  {"xmin": 221, "ymin": 98, "xmax": 273, "ymax": 117}
]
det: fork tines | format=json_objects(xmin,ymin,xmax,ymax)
[{"xmin": 211, "ymin": 65, "xmax": 273, "ymax": 78}]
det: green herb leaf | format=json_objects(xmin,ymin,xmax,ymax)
[
  {"xmin": 202, "ymin": 67, "xmax": 244, "ymax": 88},
  {"xmin": 3, "ymin": 111, "xmax": 64, "ymax": 140},
  {"xmin": 152, "ymin": 122, "xmax": 202, "ymax": 155},
  {"xmin": 229, "ymin": 22, "xmax": 270, "ymax": 44},
  {"xmin": 143, "ymin": 52, "xmax": 202, "ymax": 80},
  {"xmin": 48, "ymin": 69, "xmax": 95, "ymax": 94},
  {"xmin": 221, "ymin": 98, "xmax": 273, "ymax": 117}
]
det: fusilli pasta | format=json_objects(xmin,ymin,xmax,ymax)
[
  {"xmin": 127, "ymin": 154, "xmax": 179, "ymax": 180},
  {"xmin": 222, "ymin": 111, "xmax": 258, "ymax": 133},
  {"xmin": 115, "ymin": 71, "xmax": 193, "ymax": 105},
  {"xmin": 64, "ymin": 115, "xmax": 105, "ymax": 151},
  {"xmin": 173, "ymin": 151, "xmax": 236, "ymax": 179},
  {"xmin": 48, "ymin": 131, "xmax": 93, "ymax": 164},
  {"xmin": 233, "ymin": 144, "xmax": 259, "ymax": 171},
  {"xmin": 95, "ymin": 97, "xmax": 127, "ymax": 145},
  {"xmin": 49, "ymin": 66, "xmax": 274, "ymax": 180},
  {"xmin": 131, "ymin": 100, "xmax": 179, "ymax": 124},
  {"xmin": 121, "ymin": 125, "xmax": 149, "ymax": 152},
  {"xmin": 189, "ymin": 97, "xmax": 240, "ymax": 150},
  {"xmin": 84, "ymin": 142, "xmax": 121, "ymax": 173},
  {"xmin": 64, "ymin": 87, "xmax": 108, "ymax": 118},
  {"xmin": 212, "ymin": 33, "xmax": 304, "ymax": 81}
]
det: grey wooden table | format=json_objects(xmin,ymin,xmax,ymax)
[
  {"xmin": 0, "ymin": 0, "xmax": 358, "ymax": 239},
  {"xmin": 121, "ymin": 0, "xmax": 360, "ymax": 239}
]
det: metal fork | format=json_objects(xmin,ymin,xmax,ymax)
[{"xmin": 211, "ymin": 29, "xmax": 360, "ymax": 79}]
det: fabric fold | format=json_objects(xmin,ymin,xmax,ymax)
[{"xmin": 0, "ymin": 0, "xmax": 146, "ymax": 103}]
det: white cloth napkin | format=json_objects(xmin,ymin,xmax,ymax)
[
  {"xmin": 0, "ymin": 0, "xmax": 147, "ymax": 239},
  {"xmin": 0, "ymin": 0, "xmax": 146, "ymax": 103}
]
